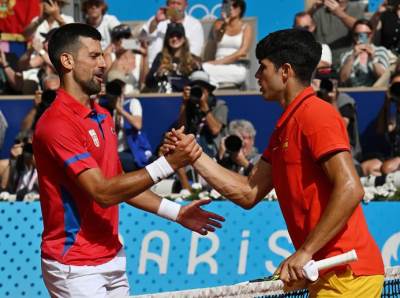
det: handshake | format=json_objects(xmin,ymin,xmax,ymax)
[{"xmin": 160, "ymin": 126, "xmax": 202, "ymax": 170}]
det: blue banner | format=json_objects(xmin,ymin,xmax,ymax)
[{"xmin": 0, "ymin": 201, "xmax": 399, "ymax": 296}]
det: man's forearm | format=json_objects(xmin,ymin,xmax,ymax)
[
  {"xmin": 126, "ymin": 189, "xmax": 162, "ymax": 214},
  {"xmin": 334, "ymin": 10, "xmax": 357, "ymax": 29},
  {"xmin": 204, "ymin": 112, "xmax": 223, "ymax": 136}
]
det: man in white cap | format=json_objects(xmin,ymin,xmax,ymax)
[{"xmin": 177, "ymin": 70, "xmax": 228, "ymax": 159}]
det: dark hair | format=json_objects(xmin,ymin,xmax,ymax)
[
  {"xmin": 352, "ymin": 19, "xmax": 372, "ymax": 33},
  {"xmin": 293, "ymin": 11, "xmax": 313, "ymax": 28},
  {"xmin": 48, "ymin": 23, "xmax": 102, "ymax": 74},
  {"xmin": 82, "ymin": 0, "xmax": 108, "ymax": 15},
  {"xmin": 256, "ymin": 28, "xmax": 322, "ymax": 84},
  {"xmin": 231, "ymin": 0, "xmax": 246, "ymax": 18}
]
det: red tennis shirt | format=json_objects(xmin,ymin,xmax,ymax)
[
  {"xmin": 33, "ymin": 89, "xmax": 122, "ymax": 265},
  {"xmin": 263, "ymin": 87, "xmax": 384, "ymax": 276}
]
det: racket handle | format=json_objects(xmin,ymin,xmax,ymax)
[
  {"xmin": 303, "ymin": 250, "xmax": 358, "ymax": 282},
  {"xmin": 316, "ymin": 249, "xmax": 358, "ymax": 271}
]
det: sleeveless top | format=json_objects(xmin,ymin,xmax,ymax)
[{"xmin": 215, "ymin": 24, "xmax": 246, "ymax": 60}]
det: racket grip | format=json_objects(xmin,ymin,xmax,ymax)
[
  {"xmin": 302, "ymin": 250, "xmax": 358, "ymax": 282},
  {"xmin": 315, "ymin": 249, "xmax": 358, "ymax": 271}
]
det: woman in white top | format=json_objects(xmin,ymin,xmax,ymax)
[{"xmin": 202, "ymin": 0, "xmax": 253, "ymax": 88}]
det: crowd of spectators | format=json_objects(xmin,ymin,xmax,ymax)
[{"xmin": 2, "ymin": 0, "xmax": 400, "ymax": 200}]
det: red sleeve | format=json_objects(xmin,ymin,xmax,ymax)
[
  {"xmin": 301, "ymin": 102, "xmax": 350, "ymax": 161},
  {"xmin": 45, "ymin": 121, "xmax": 99, "ymax": 176}
]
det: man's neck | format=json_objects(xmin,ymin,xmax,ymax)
[
  {"xmin": 280, "ymin": 82, "xmax": 309, "ymax": 109},
  {"xmin": 61, "ymin": 81, "xmax": 91, "ymax": 108}
]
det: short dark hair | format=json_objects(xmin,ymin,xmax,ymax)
[
  {"xmin": 256, "ymin": 28, "xmax": 322, "ymax": 84},
  {"xmin": 231, "ymin": 0, "xmax": 246, "ymax": 18},
  {"xmin": 48, "ymin": 23, "xmax": 102, "ymax": 74},
  {"xmin": 82, "ymin": 0, "xmax": 108, "ymax": 15},
  {"xmin": 351, "ymin": 18, "xmax": 372, "ymax": 33}
]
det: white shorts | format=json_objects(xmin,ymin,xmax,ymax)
[{"xmin": 41, "ymin": 248, "xmax": 130, "ymax": 298}]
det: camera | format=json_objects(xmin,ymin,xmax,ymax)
[
  {"xmin": 224, "ymin": 134, "xmax": 242, "ymax": 153},
  {"xmin": 316, "ymin": 78, "xmax": 334, "ymax": 102},
  {"xmin": 389, "ymin": 82, "xmax": 400, "ymax": 103},
  {"xmin": 189, "ymin": 85, "xmax": 203, "ymax": 105},
  {"xmin": 111, "ymin": 24, "xmax": 132, "ymax": 41}
]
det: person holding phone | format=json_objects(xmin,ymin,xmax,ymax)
[
  {"xmin": 141, "ymin": 0, "xmax": 204, "ymax": 67},
  {"xmin": 339, "ymin": 19, "xmax": 391, "ymax": 87},
  {"xmin": 81, "ymin": 0, "xmax": 121, "ymax": 50},
  {"xmin": 23, "ymin": 0, "xmax": 74, "ymax": 44},
  {"xmin": 202, "ymin": 0, "xmax": 253, "ymax": 89}
]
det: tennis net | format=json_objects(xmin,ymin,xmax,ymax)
[{"xmin": 132, "ymin": 266, "xmax": 400, "ymax": 298}]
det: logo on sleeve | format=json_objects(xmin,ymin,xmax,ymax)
[{"xmin": 89, "ymin": 129, "xmax": 100, "ymax": 147}]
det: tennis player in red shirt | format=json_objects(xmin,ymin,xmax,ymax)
[
  {"xmin": 33, "ymin": 23, "xmax": 224, "ymax": 298},
  {"xmin": 165, "ymin": 28, "xmax": 384, "ymax": 297}
]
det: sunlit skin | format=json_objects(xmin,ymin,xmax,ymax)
[
  {"xmin": 61, "ymin": 37, "xmax": 106, "ymax": 106},
  {"xmin": 255, "ymin": 58, "xmax": 286, "ymax": 104},
  {"xmin": 168, "ymin": 35, "xmax": 185, "ymax": 50},
  {"xmin": 167, "ymin": 0, "xmax": 187, "ymax": 13},
  {"xmin": 85, "ymin": 4, "xmax": 105, "ymax": 26}
]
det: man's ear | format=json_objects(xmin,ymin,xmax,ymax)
[
  {"xmin": 60, "ymin": 53, "xmax": 74, "ymax": 71},
  {"xmin": 281, "ymin": 63, "xmax": 292, "ymax": 83}
]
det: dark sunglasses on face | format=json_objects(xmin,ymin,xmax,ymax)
[{"xmin": 169, "ymin": 33, "xmax": 184, "ymax": 39}]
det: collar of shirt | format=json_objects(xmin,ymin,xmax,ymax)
[
  {"xmin": 57, "ymin": 88, "xmax": 98, "ymax": 119},
  {"xmin": 276, "ymin": 86, "xmax": 315, "ymax": 129}
]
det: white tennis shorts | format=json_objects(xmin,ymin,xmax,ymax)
[{"xmin": 41, "ymin": 248, "xmax": 130, "ymax": 298}]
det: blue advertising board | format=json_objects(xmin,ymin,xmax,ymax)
[{"xmin": 0, "ymin": 201, "xmax": 399, "ymax": 297}]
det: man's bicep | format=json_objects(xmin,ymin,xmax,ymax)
[
  {"xmin": 76, "ymin": 167, "xmax": 106, "ymax": 199},
  {"xmin": 248, "ymin": 158, "xmax": 274, "ymax": 202},
  {"xmin": 320, "ymin": 150, "xmax": 359, "ymax": 185}
]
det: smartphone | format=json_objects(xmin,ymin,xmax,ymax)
[
  {"xmin": 121, "ymin": 38, "xmax": 140, "ymax": 51},
  {"xmin": 221, "ymin": 0, "xmax": 232, "ymax": 17},
  {"xmin": 166, "ymin": 7, "xmax": 183, "ymax": 20},
  {"xmin": 358, "ymin": 32, "xmax": 369, "ymax": 44}
]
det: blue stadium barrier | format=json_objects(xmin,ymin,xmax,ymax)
[
  {"xmin": 0, "ymin": 90, "xmax": 387, "ymax": 159},
  {"xmin": 0, "ymin": 201, "xmax": 399, "ymax": 297}
]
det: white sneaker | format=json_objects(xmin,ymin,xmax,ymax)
[{"xmin": 385, "ymin": 171, "xmax": 400, "ymax": 189}]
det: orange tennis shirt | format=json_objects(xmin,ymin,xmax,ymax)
[{"xmin": 263, "ymin": 87, "xmax": 384, "ymax": 276}]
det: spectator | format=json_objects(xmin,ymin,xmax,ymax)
[
  {"xmin": 340, "ymin": 19, "xmax": 391, "ymax": 87},
  {"xmin": 218, "ymin": 119, "xmax": 260, "ymax": 176},
  {"xmin": 293, "ymin": 11, "xmax": 332, "ymax": 68},
  {"xmin": 100, "ymin": 79, "xmax": 152, "ymax": 172},
  {"xmin": 202, "ymin": 0, "xmax": 253, "ymax": 89},
  {"xmin": 314, "ymin": 69, "xmax": 383, "ymax": 176},
  {"xmin": 23, "ymin": 0, "xmax": 74, "ymax": 44},
  {"xmin": 311, "ymin": 0, "xmax": 365, "ymax": 69},
  {"xmin": 375, "ymin": 71, "xmax": 400, "ymax": 174},
  {"xmin": 105, "ymin": 24, "xmax": 148, "ymax": 94},
  {"xmin": 0, "ymin": 28, "xmax": 58, "ymax": 94},
  {"xmin": 177, "ymin": 70, "xmax": 228, "ymax": 159},
  {"xmin": 141, "ymin": 0, "xmax": 204, "ymax": 67},
  {"xmin": 371, "ymin": 0, "xmax": 400, "ymax": 56},
  {"xmin": 144, "ymin": 22, "xmax": 202, "ymax": 92},
  {"xmin": 82, "ymin": 0, "xmax": 121, "ymax": 50}
]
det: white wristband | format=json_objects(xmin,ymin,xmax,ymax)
[
  {"xmin": 145, "ymin": 156, "xmax": 174, "ymax": 183},
  {"xmin": 157, "ymin": 198, "xmax": 181, "ymax": 221}
]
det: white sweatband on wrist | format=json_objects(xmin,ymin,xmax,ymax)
[
  {"xmin": 145, "ymin": 156, "xmax": 174, "ymax": 183},
  {"xmin": 157, "ymin": 198, "xmax": 181, "ymax": 221}
]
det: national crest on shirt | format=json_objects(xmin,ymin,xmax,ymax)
[{"xmin": 89, "ymin": 129, "xmax": 100, "ymax": 147}]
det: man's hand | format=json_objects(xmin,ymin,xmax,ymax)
[
  {"xmin": 165, "ymin": 130, "xmax": 202, "ymax": 169},
  {"xmin": 199, "ymin": 88, "xmax": 210, "ymax": 113},
  {"xmin": 177, "ymin": 199, "xmax": 225, "ymax": 235},
  {"xmin": 275, "ymin": 249, "xmax": 313, "ymax": 284},
  {"xmin": 182, "ymin": 86, "xmax": 191, "ymax": 104},
  {"xmin": 324, "ymin": 0, "xmax": 343, "ymax": 15},
  {"xmin": 155, "ymin": 7, "xmax": 168, "ymax": 23},
  {"xmin": 43, "ymin": 0, "xmax": 61, "ymax": 19}
]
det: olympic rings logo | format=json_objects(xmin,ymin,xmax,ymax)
[{"xmin": 188, "ymin": 4, "xmax": 222, "ymax": 20}]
